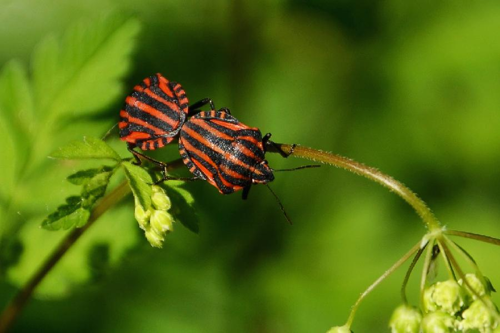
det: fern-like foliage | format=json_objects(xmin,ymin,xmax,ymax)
[{"xmin": 0, "ymin": 14, "xmax": 141, "ymax": 297}]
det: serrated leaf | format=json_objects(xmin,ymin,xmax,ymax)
[
  {"xmin": 82, "ymin": 170, "xmax": 114, "ymax": 200},
  {"xmin": 32, "ymin": 14, "xmax": 141, "ymax": 121},
  {"xmin": 42, "ymin": 198, "xmax": 90, "ymax": 231},
  {"xmin": 49, "ymin": 136, "xmax": 121, "ymax": 161},
  {"xmin": 122, "ymin": 161, "xmax": 153, "ymax": 210},
  {"xmin": 43, "ymin": 165, "xmax": 115, "ymax": 230},
  {"xmin": 67, "ymin": 166, "xmax": 114, "ymax": 185},
  {"xmin": 165, "ymin": 182, "xmax": 199, "ymax": 234}
]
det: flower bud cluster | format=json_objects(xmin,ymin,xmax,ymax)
[
  {"xmin": 390, "ymin": 274, "xmax": 498, "ymax": 333},
  {"xmin": 134, "ymin": 185, "xmax": 174, "ymax": 248}
]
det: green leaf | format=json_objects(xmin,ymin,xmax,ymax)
[
  {"xmin": 165, "ymin": 182, "xmax": 199, "ymax": 234},
  {"xmin": 82, "ymin": 169, "xmax": 114, "ymax": 201},
  {"xmin": 122, "ymin": 161, "xmax": 153, "ymax": 210},
  {"xmin": 0, "ymin": 59, "xmax": 35, "ymax": 136},
  {"xmin": 67, "ymin": 166, "xmax": 114, "ymax": 185},
  {"xmin": 32, "ymin": 14, "xmax": 141, "ymax": 121},
  {"xmin": 42, "ymin": 165, "xmax": 115, "ymax": 230},
  {"xmin": 49, "ymin": 136, "xmax": 121, "ymax": 161},
  {"xmin": 0, "ymin": 60, "xmax": 34, "ymax": 199},
  {"xmin": 42, "ymin": 197, "xmax": 90, "ymax": 231}
]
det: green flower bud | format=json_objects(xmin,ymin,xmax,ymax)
[
  {"xmin": 150, "ymin": 210, "xmax": 174, "ymax": 235},
  {"xmin": 151, "ymin": 188, "xmax": 172, "ymax": 211},
  {"xmin": 458, "ymin": 274, "xmax": 489, "ymax": 300},
  {"xmin": 421, "ymin": 311, "xmax": 457, "ymax": 333},
  {"xmin": 389, "ymin": 305, "xmax": 422, "ymax": 333},
  {"xmin": 460, "ymin": 297, "xmax": 499, "ymax": 331},
  {"xmin": 326, "ymin": 325, "xmax": 352, "ymax": 333},
  {"xmin": 145, "ymin": 228, "xmax": 164, "ymax": 248},
  {"xmin": 134, "ymin": 204, "xmax": 152, "ymax": 230},
  {"xmin": 423, "ymin": 280, "xmax": 466, "ymax": 315}
]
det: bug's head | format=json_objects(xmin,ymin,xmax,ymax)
[{"xmin": 251, "ymin": 160, "xmax": 275, "ymax": 184}]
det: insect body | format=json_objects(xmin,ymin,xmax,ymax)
[
  {"xmin": 179, "ymin": 110, "xmax": 275, "ymax": 195},
  {"xmin": 119, "ymin": 73, "xmax": 189, "ymax": 151}
]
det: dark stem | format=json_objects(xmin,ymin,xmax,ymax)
[
  {"xmin": 0, "ymin": 181, "xmax": 131, "ymax": 333},
  {"xmin": 401, "ymin": 241, "xmax": 427, "ymax": 304}
]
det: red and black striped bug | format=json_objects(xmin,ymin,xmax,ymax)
[
  {"xmin": 178, "ymin": 109, "xmax": 275, "ymax": 196},
  {"xmin": 119, "ymin": 73, "xmax": 189, "ymax": 150},
  {"xmin": 119, "ymin": 73, "xmax": 214, "ymax": 164},
  {"xmin": 172, "ymin": 107, "xmax": 317, "ymax": 223}
]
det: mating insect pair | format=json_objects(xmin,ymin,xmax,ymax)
[{"xmin": 119, "ymin": 73, "xmax": 315, "ymax": 222}]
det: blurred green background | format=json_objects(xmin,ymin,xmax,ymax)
[{"xmin": 1, "ymin": 0, "xmax": 500, "ymax": 332}]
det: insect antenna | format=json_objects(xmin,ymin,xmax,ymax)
[
  {"xmin": 102, "ymin": 122, "xmax": 118, "ymax": 141},
  {"xmin": 265, "ymin": 184, "xmax": 292, "ymax": 225},
  {"xmin": 273, "ymin": 165, "xmax": 321, "ymax": 172}
]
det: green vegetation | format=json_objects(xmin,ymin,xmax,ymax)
[{"xmin": 1, "ymin": 1, "xmax": 500, "ymax": 332}]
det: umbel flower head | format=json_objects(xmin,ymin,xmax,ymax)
[
  {"xmin": 423, "ymin": 279, "xmax": 467, "ymax": 315},
  {"xmin": 389, "ymin": 274, "xmax": 499, "ymax": 333},
  {"xmin": 389, "ymin": 305, "xmax": 422, "ymax": 333},
  {"xmin": 134, "ymin": 185, "xmax": 174, "ymax": 248}
]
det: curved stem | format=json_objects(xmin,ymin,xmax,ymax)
[
  {"xmin": 0, "ymin": 181, "xmax": 131, "ymax": 333},
  {"xmin": 401, "ymin": 241, "xmax": 427, "ymax": 304},
  {"xmin": 270, "ymin": 144, "xmax": 441, "ymax": 231},
  {"xmin": 345, "ymin": 241, "xmax": 421, "ymax": 328},
  {"xmin": 439, "ymin": 238, "xmax": 500, "ymax": 323}
]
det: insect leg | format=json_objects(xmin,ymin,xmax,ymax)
[
  {"xmin": 154, "ymin": 175, "xmax": 202, "ymax": 185},
  {"xmin": 262, "ymin": 133, "xmax": 295, "ymax": 158},
  {"xmin": 242, "ymin": 185, "xmax": 252, "ymax": 200},
  {"xmin": 127, "ymin": 144, "xmax": 169, "ymax": 177},
  {"xmin": 188, "ymin": 98, "xmax": 216, "ymax": 115}
]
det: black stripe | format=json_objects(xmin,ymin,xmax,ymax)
[
  {"xmin": 179, "ymin": 141, "xmax": 207, "ymax": 181},
  {"xmin": 147, "ymin": 82, "xmax": 180, "ymax": 104},
  {"xmin": 219, "ymin": 162, "xmax": 252, "ymax": 187},
  {"xmin": 132, "ymin": 90, "xmax": 181, "ymax": 121},
  {"xmin": 183, "ymin": 120, "xmax": 263, "ymax": 171},
  {"xmin": 150, "ymin": 74, "xmax": 159, "ymax": 86},
  {"xmin": 125, "ymin": 104, "xmax": 175, "ymax": 132},
  {"xmin": 182, "ymin": 144, "xmax": 233, "ymax": 193},
  {"xmin": 236, "ymin": 137, "xmax": 265, "ymax": 160},
  {"xmin": 181, "ymin": 128, "xmax": 224, "ymax": 163},
  {"xmin": 194, "ymin": 111, "xmax": 240, "ymax": 124},
  {"xmin": 203, "ymin": 119, "xmax": 238, "ymax": 137}
]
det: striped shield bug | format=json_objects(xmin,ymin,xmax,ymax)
[
  {"xmin": 119, "ymin": 73, "xmax": 190, "ymax": 151},
  {"xmin": 178, "ymin": 109, "xmax": 275, "ymax": 195},
  {"xmin": 119, "ymin": 73, "xmax": 214, "ymax": 167},
  {"xmin": 173, "ymin": 107, "xmax": 319, "ymax": 223}
]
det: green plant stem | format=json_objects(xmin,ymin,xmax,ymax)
[
  {"xmin": 445, "ymin": 230, "xmax": 500, "ymax": 246},
  {"xmin": 401, "ymin": 240, "xmax": 427, "ymax": 304},
  {"xmin": 420, "ymin": 238, "xmax": 435, "ymax": 307},
  {"xmin": 0, "ymin": 180, "xmax": 131, "ymax": 333},
  {"xmin": 439, "ymin": 237, "xmax": 500, "ymax": 323},
  {"xmin": 271, "ymin": 144, "xmax": 442, "ymax": 231},
  {"xmin": 345, "ymin": 240, "xmax": 422, "ymax": 328}
]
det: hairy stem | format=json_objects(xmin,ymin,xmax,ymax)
[
  {"xmin": 0, "ymin": 181, "xmax": 131, "ymax": 333},
  {"xmin": 270, "ymin": 144, "xmax": 441, "ymax": 231}
]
